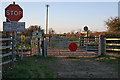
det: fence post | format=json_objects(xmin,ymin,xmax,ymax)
[
  {"xmin": 39, "ymin": 38, "xmax": 41, "ymax": 55},
  {"xmin": 44, "ymin": 38, "xmax": 47, "ymax": 57},
  {"xmin": 99, "ymin": 36, "xmax": 101, "ymax": 55},
  {"xmin": 86, "ymin": 38, "xmax": 88, "ymax": 56},
  {"xmin": 79, "ymin": 36, "xmax": 82, "ymax": 46},
  {"xmin": 99, "ymin": 35, "xmax": 105, "ymax": 55},
  {"xmin": 12, "ymin": 32, "xmax": 15, "ymax": 61},
  {"xmin": 21, "ymin": 42, "xmax": 23, "ymax": 60},
  {"xmin": 31, "ymin": 40, "xmax": 32, "ymax": 55},
  {"xmin": 16, "ymin": 32, "xmax": 19, "ymax": 57},
  {"xmin": 104, "ymin": 37, "xmax": 106, "ymax": 55}
]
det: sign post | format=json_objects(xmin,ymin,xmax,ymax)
[
  {"xmin": 21, "ymin": 35, "xmax": 25, "ymax": 59},
  {"xmin": 21, "ymin": 41, "xmax": 23, "ymax": 60},
  {"xmin": 16, "ymin": 32, "xmax": 19, "ymax": 56},
  {"xmin": 4, "ymin": 2, "xmax": 24, "ymax": 60},
  {"xmin": 84, "ymin": 26, "xmax": 88, "ymax": 56}
]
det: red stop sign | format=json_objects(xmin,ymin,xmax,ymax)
[
  {"xmin": 69, "ymin": 43, "xmax": 78, "ymax": 52},
  {"xmin": 5, "ymin": 4, "xmax": 23, "ymax": 21}
]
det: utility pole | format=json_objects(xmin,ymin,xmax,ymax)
[{"xmin": 46, "ymin": 4, "xmax": 49, "ymax": 34}]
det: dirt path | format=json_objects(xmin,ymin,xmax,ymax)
[{"xmin": 24, "ymin": 56, "xmax": 118, "ymax": 78}]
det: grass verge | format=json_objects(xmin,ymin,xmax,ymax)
[
  {"xmin": 91, "ymin": 54, "xmax": 120, "ymax": 69},
  {"xmin": 33, "ymin": 55, "xmax": 57, "ymax": 63},
  {"xmin": 3, "ymin": 58, "xmax": 54, "ymax": 79}
]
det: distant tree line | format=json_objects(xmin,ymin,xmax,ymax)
[{"xmin": 24, "ymin": 16, "xmax": 120, "ymax": 39}]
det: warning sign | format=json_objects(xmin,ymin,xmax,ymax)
[
  {"xmin": 21, "ymin": 35, "xmax": 25, "ymax": 42},
  {"xmin": 69, "ymin": 43, "xmax": 77, "ymax": 52}
]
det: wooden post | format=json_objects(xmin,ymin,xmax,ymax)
[{"xmin": 99, "ymin": 35, "xmax": 105, "ymax": 55}]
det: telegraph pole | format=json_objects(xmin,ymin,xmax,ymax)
[{"xmin": 46, "ymin": 4, "xmax": 49, "ymax": 34}]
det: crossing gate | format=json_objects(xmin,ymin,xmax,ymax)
[{"xmin": 46, "ymin": 37, "xmax": 101, "ymax": 57}]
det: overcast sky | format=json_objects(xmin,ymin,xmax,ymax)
[{"xmin": 0, "ymin": 0, "xmax": 119, "ymax": 33}]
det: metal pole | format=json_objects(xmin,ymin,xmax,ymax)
[
  {"xmin": 44, "ymin": 38, "xmax": 47, "ymax": 57},
  {"xmin": 36, "ymin": 41, "xmax": 37, "ymax": 55},
  {"xmin": 86, "ymin": 31, "xmax": 88, "ymax": 56},
  {"xmin": 39, "ymin": 38, "xmax": 41, "ymax": 55},
  {"xmin": 21, "ymin": 42, "xmax": 23, "ymax": 60},
  {"xmin": 12, "ymin": 1, "xmax": 15, "ymax": 61},
  {"xmin": 36, "ymin": 41, "xmax": 39, "ymax": 55},
  {"xmin": 44, "ymin": 38, "xmax": 45, "ymax": 56},
  {"xmin": 86, "ymin": 38, "xmax": 87, "ymax": 56},
  {"xmin": 38, "ymin": 26, "xmax": 41, "ymax": 55},
  {"xmin": 46, "ymin": 5, "xmax": 49, "ymax": 34},
  {"xmin": 33, "ymin": 41, "xmax": 35, "ymax": 55},
  {"xmin": 35, "ymin": 41, "xmax": 36, "ymax": 54},
  {"xmin": 13, "ymin": 1, "xmax": 15, "ymax": 4},
  {"xmin": 31, "ymin": 40, "xmax": 32, "ymax": 55},
  {"xmin": 21, "ymin": 34, "xmax": 23, "ymax": 60},
  {"xmin": 16, "ymin": 32, "xmax": 19, "ymax": 56}
]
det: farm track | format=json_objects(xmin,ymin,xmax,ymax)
[{"xmin": 24, "ymin": 55, "xmax": 118, "ymax": 78}]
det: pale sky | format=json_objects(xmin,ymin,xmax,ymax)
[{"xmin": 0, "ymin": 0, "xmax": 119, "ymax": 33}]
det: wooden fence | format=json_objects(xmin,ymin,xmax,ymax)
[{"xmin": 105, "ymin": 38, "xmax": 120, "ymax": 52}]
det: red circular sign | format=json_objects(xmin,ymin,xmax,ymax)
[
  {"xmin": 69, "ymin": 43, "xmax": 77, "ymax": 52},
  {"xmin": 5, "ymin": 4, "xmax": 23, "ymax": 21}
]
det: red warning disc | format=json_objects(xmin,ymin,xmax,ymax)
[{"xmin": 69, "ymin": 43, "xmax": 77, "ymax": 52}]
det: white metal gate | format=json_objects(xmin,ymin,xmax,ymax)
[{"xmin": 46, "ymin": 37, "xmax": 101, "ymax": 57}]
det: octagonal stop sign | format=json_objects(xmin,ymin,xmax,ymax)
[{"xmin": 5, "ymin": 4, "xmax": 23, "ymax": 21}]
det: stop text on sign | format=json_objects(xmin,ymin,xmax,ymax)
[
  {"xmin": 6, "ymin": 10, "xmax": 22, "ymax": 16},
  {"xmin": 5, "ymin": 4, "xmax": 23, "ymax": 21}
]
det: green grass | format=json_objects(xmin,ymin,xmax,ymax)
[
  {"xmin": 91, "ymin": 54, "xmax": 120, "ymax": 69},
  {"xmin": 34, "ymin": 55, "xmax": 57, "ymax": 63},
  {"xmin": 92, "ymin": 54, "xmax": 120, "ymax": 58},
  {"xmin": 3, "ymin": 58, "xmax": 54, "ymax": 79}
]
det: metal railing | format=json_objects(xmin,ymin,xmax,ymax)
[{"xmin": 0, "ymin": 38, "xmax": 16, "ymax": 65}]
